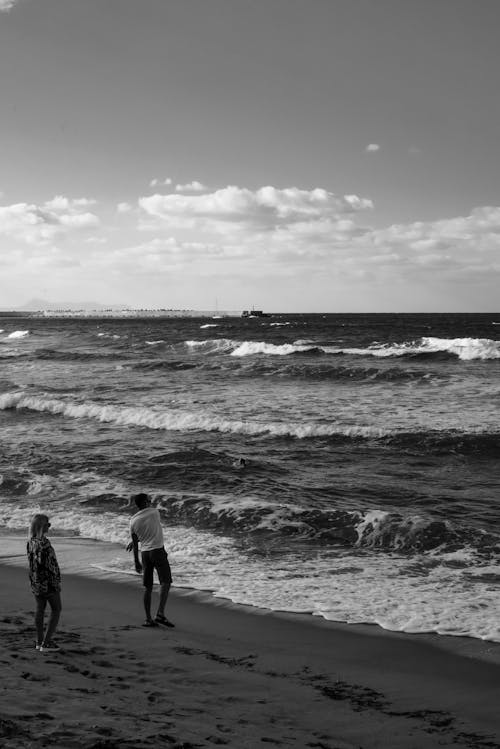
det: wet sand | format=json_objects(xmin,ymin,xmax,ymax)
[{"xmin": 1, "ymin": 551, "xmax": 499, "ymax": 748}]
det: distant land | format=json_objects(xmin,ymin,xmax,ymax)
[
  {"xmin": 0, "ymin": 298, "xmax": 242, "ymax": 318},
  {"xmin": 16, "ymin": 298, "xmax": 130, "ymax": 312}
]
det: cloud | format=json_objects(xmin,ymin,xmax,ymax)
[
  {"xmin": 0, "ymin": 0, "xmax": 18, "ymax": 12},
  {"xmin": 139, "ymin": 185, "xmax": 373, "ymax": 234},
  {"xmin": 2, "ymin": 184, "xmax": 498, "ymax": 306},
  {"xmin": 134, "ymin": 184, "xmax": 500, "ymax": 287},
  {"xmin": 365, "ymin": 143, "xmax": 380, "ymax": 152},
  {"xmin": 0, "ymin": 196, "xmax": 99, "ymax": 245},
  {"xmin": 349, "ymin": 206, "xmax": 500, "ymax": 280},
  {"xmin": 149, "ymin": 177, "xmax": 172, "ymax": 188},
  {"xmin": 175, "ymin": 181, "xmax": 207, "ymax": 192}
]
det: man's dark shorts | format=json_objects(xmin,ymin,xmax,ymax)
[{"xmin": 141, "ymin": 547, "xmax": 172, "ymax": 588}]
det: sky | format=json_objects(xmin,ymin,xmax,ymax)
[{"xmin": 0, "ymin": 0, "xmax": 499, "ymax": 312}]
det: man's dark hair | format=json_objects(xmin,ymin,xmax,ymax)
[{"xmin": 132, "ymin": 492, "xmax": 149, "ymax": 509}]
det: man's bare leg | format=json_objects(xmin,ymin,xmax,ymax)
[
  {"xmin": 156, "ymin": 582, "xmax": 171, "ymax": 619},
  {"xmin": 143, "ymin": 586, "xmax": 154, "ymax": 622}
]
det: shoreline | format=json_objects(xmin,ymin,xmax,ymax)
[
  {"xmin": 1, "ymin": 565, "xmax": 499, "ymax": 748},
  {"xmin": 1, "ymin": 532, "xmax": 500, "ymax": 666},
  {"xmin": 1, "ymin": 537, "xmax": 500, "ymax": 747}
]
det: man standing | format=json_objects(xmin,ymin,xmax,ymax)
[{"xmin": 127, "ymin": 493, "xmax": 174, "ymax": 628}]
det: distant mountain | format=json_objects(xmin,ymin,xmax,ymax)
[{"xmin": 17, "ymin": 298, "xmax": 130, "ymax": 312}]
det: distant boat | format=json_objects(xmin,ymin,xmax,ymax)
[
  {"xmin": 241, "ymin": 309, "xmax": 270, "ymax": 318},
  {"xmin": 212, "ymin": 297, "xmax": 224, "ymax": 319}
]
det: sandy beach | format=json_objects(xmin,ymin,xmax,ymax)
[{"xmin": 1, "ymin": 538, "xmax": 499, "ymax": 749}]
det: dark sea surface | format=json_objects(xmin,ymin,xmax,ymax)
[{"xmin": 1, "ymin": 313, "xmax": 499, "ymax": 640}]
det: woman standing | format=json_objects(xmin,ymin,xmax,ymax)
[{"xmin": 27, "ymin": 514, "xmax": 62, "ymax": 652}]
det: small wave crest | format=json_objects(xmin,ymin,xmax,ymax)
[
  {"xmin": 0, "ymin": 390, "xmax": 386, "ymax": 439},
  {"xmin": 338, "ymin": 337, "xmax": 500, "ymax": 361},
  {"xmin": 3, "ymin": 330, "xmax": 30, "ymax": 340},
  {"xmin": 184, "ymin": 338, "xmax": 334, "ymax": 357},
  {"xmin": 1, "ymin": 392, "xmax": 497, "ymax": 452},
  {"xmin": 157, "ymin": 495, "xmax": 499, "ymax": 555},
  {"xmin": 185, "ymin": 338, "xmax": 239, "ymax": 354},
  {"xmin": 184, "ymin": 336, "xmax": 500, "ymax": 361},
  {"xmin": 231, "ymin": 341, "xmax": 319, "ymax": 356}
]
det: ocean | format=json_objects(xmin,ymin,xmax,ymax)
[{"xmin": 1, "ymin": 313, "xmax": 499, "ymax": 641}]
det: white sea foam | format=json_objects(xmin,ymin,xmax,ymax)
[
  {"xmin": 354, "ymin": 509, "xmax": 452, "ymax": 550},
  {"xmin": 6, "ymin": 330, "xmax": 29, "ymax": 339},
  {"xmin": 185, "ymin": 338, "xmax": 320, "ymax": 356},
  {"xmin": 0, "ymin": 390, "xmax": 387, "ymax": 439},
  {"xmin": 1, "ymin": 498, "xmax": 498, "ymax": 642},
  {"xmin": 185, "ymin": 338, "xmax": 239, "ymax": 354},
  {"xmin": 334, "ymin": 337, "xmax": 500, "ymax": 361},
  {"xmin": 231, "ymin": 341, "xmax": 314, "ymax": 357},
  {"xmin": 145, "ymin": 340, "xmax": 165, "ymax": 345},
  {"xmin": 186, "ymin": 336, "xmax": 500, "ymax": 360}
]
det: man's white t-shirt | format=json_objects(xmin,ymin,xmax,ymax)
[{"xmin": 130, "ymin": 507, "xmax": 165, "ymax": 552}]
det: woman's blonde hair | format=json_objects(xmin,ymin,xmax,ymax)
[{"xmin": 29, "ymin": 513, "xmax": 49, "ymax": 539}]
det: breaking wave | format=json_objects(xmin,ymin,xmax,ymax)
[
  {"xmin": 0, "ymin": 391, "xmax": 385, "ymax": 439},
  {"xmin": 185, "ymin": 338, "xmax": 236, "ymax": 354},
  {"xmin": 0, "ymin": 391, "xmax": 498, "ymax": 453},
  {"xmin": 183, "ymin": 336, "xmax": 500, "ymax": 361},
  {"xmin": 2, "ymin": 465, "xmax": 497, "ymax": 557},
  {"xmin": 154, "ymin": 495, "xmax": 500, "ymax": 555},
  {"xmin": 344, "ymin": 337, "xmax": 500, "ymax": 361},
  {"xmin": 1, "ymin": 330, "xmax": 30, "ymax": 340}
]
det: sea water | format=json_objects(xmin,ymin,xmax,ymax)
[{"xmin": 0, "ymin": 313, "xmax": 499, "ymax": 641}]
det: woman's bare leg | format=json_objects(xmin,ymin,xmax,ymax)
[
  {"xmin": 34, "ymin": 595, "xmax": 47, "ymax": 645},
  {"xmin": 42, "ymin": 591, "xmax": 62, "ymax": 644}
]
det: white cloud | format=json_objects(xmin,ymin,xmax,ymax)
[
  {"xmin": 134, "ymin": 185, "xmax": 500, "ymax": 287},
  {"xmin": 175, "ymin": 181, "xmax": 207, "ymax": 192},
  {"xmin": 0, "ymin": 0, "xmax": 17, "ymax": 12},
  {"xmin": 365, "ymin": 144, "xmax": 380, "ymax": 152},
  {"xmin": 0, "ymin": 196, "xmax": 99, "ymax": 245},
  {"xmin": 149, "ymin": 177, "xmax": 172, "ymax": 188},
  {"xmin": 350, "ymin": 206, "xmax": 500, "ymax": 280},
  {"xmin": 139, "ymin": 185, "xmax": 373, "ymax": 234},
  {"xmin": 2, "ymin": 183, "xmax": 498, "ymax": 309}
]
